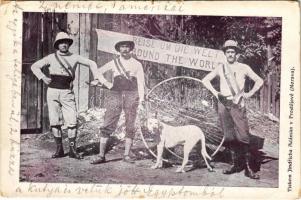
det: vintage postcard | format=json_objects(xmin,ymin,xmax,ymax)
[{"xmin": 0, "ymin": 1, "xmax": 300, "ymax": 199}]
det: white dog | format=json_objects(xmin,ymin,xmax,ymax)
[{"xmin": 147, "ymin": 118, "xmax": 213, "ymax": 173}]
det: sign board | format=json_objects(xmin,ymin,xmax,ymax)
[{"xmin": 96, "ymin": 29, "xmax": 226, "ymax": 71}]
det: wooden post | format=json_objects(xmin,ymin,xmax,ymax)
[
  {"xmin": 276, "ymin": 98, "xmax": 280, "ymax": 118},
  {"xmin": 267, "ymin": 73, "xmax": 271, "ymax": 114},
  {"xmin": 36, "ymin": 13, "xmax": 43, "ymax": 130},
  {"xmin": 89, "ymin": 14, "xmax": 98, "ymax": 109},
  {"xmin": 271, "ymin": 73, "xmax": 277, "ymax": 116},
  {"xmin": 264, "ymin": 81, "xmax": 269, "ymax": 114},
  {"xmin": 260, "ymin": 87, "xmax": 264, "ymax": 113},
  {"xmin": 79, "ymin": 14, "xmax": 91, "ymax": 112},
  {"xmin": 260, "ymin": 80, "xmax": 268, "ymax": 114},
  {"xmin": 266, "ymin": 40, "xmax": 273, "ymax": 115},
  {"xmin": 21, "ymin": 13, "xmax": 29, "ymax": 130},
  {"xmin": 21, "ymin": 73, "xmax": 27, "ymax": 129},
  {"xmin": 98, "ymin": 14, "xmax": 111, "ymax": 108},
  {"xmin": 66, "ymin": 13, "xmax": 91, "ymax": 112},
  {"xmin": 23, "ymin": 13, "xmax": 40, "ymax": 130}
]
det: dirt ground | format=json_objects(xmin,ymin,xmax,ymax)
[{"xmin": 20, "ymin": 111, "xmax": 279, "ymax": 187}]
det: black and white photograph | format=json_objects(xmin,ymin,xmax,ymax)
[
  {"xmin": 19, "ymin": 12, "xmax": 281, "ymax": 187},
  {"xmin": 1, "ymin": 1, "xmax": 301, "ymax": 199}
]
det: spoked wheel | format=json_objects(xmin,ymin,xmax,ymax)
[{"xmin": 140, "ymin": 76, "xmax": 224, "ymax": 164}]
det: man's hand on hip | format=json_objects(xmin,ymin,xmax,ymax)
[
  {"xmin": 243, "ymin": 92, "xmax": 253, "ymax": 99},
  {"xmin": 42, "ymin": 76, "xmax": 52, "ymax": 85},
  {"xmin": 105, "ymin": 82, "xmax": 113, "ymax": 90},
  {"xmin": 90, "ymin": 79, "xmax": 113, "ymax": 89}
]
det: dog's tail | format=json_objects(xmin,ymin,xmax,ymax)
[{"xmin": 200, "ymin": 133, "xmax": 212, "ymax": 161}]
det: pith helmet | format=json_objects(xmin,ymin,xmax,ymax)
[
  {"xmin": 115, "ymin": 40, "xmax": 135, "ymax": 52},
  {"xmin": 53, "ymin": 32, "xmax": 73, "ymax": 50},
  {"xmin": 222, "ymin": 40, "xmax": 240, "ymax": 52}
]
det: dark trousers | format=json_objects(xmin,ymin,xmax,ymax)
[
  {"xmin": 218, "ymin": 102, "xmax": 250, "ymax": 144},
  {"xmin": 100, "ymin": 90, "xmax": 139, "ymax": 139}
]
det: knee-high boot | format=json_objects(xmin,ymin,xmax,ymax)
[
  {"xmin": 223, "ymin": 148, "xmax": 241, "ymax": 174},
  {"xmin": 244, "ymin": 150, "xmax": 260, "ymax": 179},
  {"xmin": 52, "ymin": 137, "xmax": 64, "ymax": 158},
  {"xmin": 69, "ymin": 137, "xmax": 83, "ymax": 159}
]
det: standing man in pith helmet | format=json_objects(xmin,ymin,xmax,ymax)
[
  {"xmin": 202, "ymin": 40, "xmax": 263, "ymax": 179},
  {"xmin": 90, "ymin": 38, "xmax": 145, "ymax": 164},
  {"xmin": 31, "ymin": 32, "xmax": 99, "ymax": 160}
]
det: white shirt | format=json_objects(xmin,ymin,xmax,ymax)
[
  {"xmin": 202, "ymin": 61, "xmax": 264, "ymax": 106},
  {"xmin": 31, "ymin": 51, "xmax": 98, "ymax": 80},
  {"xmin": 218, "ymin": 62, "xmax": 262, "ymax": 96},
  {"xmin": 97, "ymin": 56, "xmax": 145, "ymax": 101}
]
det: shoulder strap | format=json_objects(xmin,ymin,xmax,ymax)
[
  {"xmin": 223, "ymin": 64, "xmax": 245, "ymax": 105},
  {"xmin": 225, "ymin": 63, "xmax": 241, "ymax": 92},
  {"xmin": 54, "ymin": 52, "xmax": 74, "ymax": 80},
  {"xmin": 113, "ymin": 56, "xmax": 130, "ymax": 79},
  {"xmin": 113, "ymin": 57, "xmax": 123, "ymax": 75},
  {"xmin": 60, "ymin": 55, "xmax": 75, "ymax": 79},
  {"xmin": 222, "ymin": 64, "xmax": 237, "ymax": 96}
]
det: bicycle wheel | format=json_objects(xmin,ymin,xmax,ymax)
[{"xmin": 140, "ymin": 76, "xmax": 224, "ymax": 164}]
